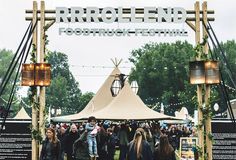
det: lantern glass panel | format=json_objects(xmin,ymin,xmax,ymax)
[
  {"xmin": 35, "ymin": 63, "xmax": 51, "ymax": 86},
  {"xmin": 205, "ymin": 60, "xmax": 220, "ymax": 84},
  {"xmin": 110, "ymin": 79, "xmax": 121, "ymax": 97},
  {"xmin": 21, "ymin": 64, "xmax": 34, "ymax": 86},
  {"xmin": 189, "ymin": 61, "xmax": 205, "ymax": 84},
  {"xmin": 131, "ymin": 80, "xmax": 139, "ymax": 94}
]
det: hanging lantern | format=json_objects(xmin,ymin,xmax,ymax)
[
  {"xmin": 131, "ymin": 80, "xmax": 139, "ymax": 94},
  {"xmin": 110, "ymin": 77, "xmax": 122, "ymax": 97},
  {"xmin": 21, "ymin": 64, "xmax": 35, "ymax": 86},
  {"xmin": 189, "ymin": 61, "xmax": 205, "ymax": 84},
  {"xmin": 35, "ymin": 63, "xmax": 51, "ymax": 86},
  {"xmin": 205, "ymin": 60, "xmax": 220, "ymax": 84}
]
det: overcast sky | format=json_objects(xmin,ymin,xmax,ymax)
[{"xmin": 0, "ymin": 0, "xmax": 235, "ymax": 94}]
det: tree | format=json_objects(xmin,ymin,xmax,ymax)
[
  {"xmin": 129, "ymin": 41, "xmax": 197, "ymax": 115},
  {"xmin": 0, "ymin": 49, "xmax": 20, "ymax": 117},
  {"xmin": 46, "ymin": 51, "xmax": 84, "ymax": 115},
  {"xmin": 46, "ymin": 75, "xmax": 69, "ymax": 113},
  {"xmin": 212, "ymin": 40, "xmax": 236, "ymax": 113},
  {"xmin": 79, "ymin": 92, "xmax": 94, "ymax": 111},
  {"xmin": 129, "ymin": 40, "xmax": 236, "ymax": 116},
  {"xmin": 221, "ymin": 40, "xmax": 236, "ymax": 87}
]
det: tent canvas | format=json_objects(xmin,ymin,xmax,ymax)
[
  {"xmin": 175, "ymin": 107, "xmax": 194, "ymax": 121},
  {"xmin": 52, "ymin": 67, "xmax": 121, "ymax": 122},
  {"xmin": 13, "ymin": 107, "xmax": 31, "ymax": 120},
  {"xmin": 162, "ymin": 107, "xmax": 194, "ymax": 124},
  {"xmin": 78, "ymin": 82, "xmax": 177, "ymax": 120}
]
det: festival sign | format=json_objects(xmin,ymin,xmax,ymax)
[
  {"xmin": 55, "ymin": 7, "xmax": 188, "ymax": 37},
  {"xmin": 212, "ymin": 120, "xmax": 236, "ymax": 160},
  {"xmin": 0, "ymin": 120, "xmax": 31, "ymax": 160},
  {"xmin": 179, "ymin": 137, "xmax": 198, "ymax": 160}
]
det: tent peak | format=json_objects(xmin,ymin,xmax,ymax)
[{"xmin": 111, "ymin": 58, "xmax": 122, "ymax": 67}]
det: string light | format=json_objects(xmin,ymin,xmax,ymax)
[
  {"xmin": 70, "ymin": 65, "xmax": 132, "ymax": 69},
  {"xmin": 0, "ymin": 97, "xmax": 18, "ymax": 104},
  {"xmin": 224, "ymin": 84, "xmax": 236, "ymax": 91},
  {"xmin": 146, "ymin": 99, "xmax": 192, "ymax": 110},
  {"xmin": 20, "ymin": 99, "xmax": 31, "ymax": 108},
  {"xmin": 212, "ymin": 84, "xmax": 236, "ymax": 93}
]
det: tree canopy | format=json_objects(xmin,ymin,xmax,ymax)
[
  {"xmin": 0, "ymin": 49, "xmax": 20, "ymax": 117},
  {"xmin": 129, "ymin": 40, "xmax": 236, "ymax": 116},
  {"xmin": 46, "ymin": 51, "xmax": 93, "ymax": 115}
]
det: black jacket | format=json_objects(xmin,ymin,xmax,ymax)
[
  {"xmin": 127, "ymin": 140, "xmax": 153, "ymax": 160},
  {"xmin": 153, "ymin": 147, "xmax": 176, "ymax": 160},
  {"xmin": 65, "ymin": 131, "xmax": 80, "ymax": 155},
  {"xmin": 40, "ymin": 138, "xmax": 61, "ymax": 160}
]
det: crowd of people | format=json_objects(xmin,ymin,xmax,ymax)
[{"xmin": 40, "ymin": 116, "xmax": 196, "ymax": 160}]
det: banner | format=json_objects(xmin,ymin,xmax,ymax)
[
  {"xmin": 179, "ymin": 137, "xmax": 198, "ymax": 160},
  {"xmin": 0, "ymin": 120, "xmax": 31, "ymax": 160},
  {"xmin": 212, "ymin": 120, "xmax": 236, "ymax": 160}
]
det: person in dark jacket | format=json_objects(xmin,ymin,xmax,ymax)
[
  {"xmin": 127, "ymin": 128, "xmax": 153, "ymax": 160},
  {"xmin": 57, "ymin": 127, "xmax": 66, "ymax": 160},
  {"xmin": 153, "ymin": 135, "xmax": 176, "ymax": 160},
  {"xmin": 107, "ymin": 128, "xmax": 118, "ymax": 160},
  {"xmin": 118, "ymin": 123, "xmax": 129, "ymax": 160},
  {"xmin": 97, "ymin": 125, "xmax": 108, "ymax": 160},
  {"xmin": 40, "ymin": 127, "xmax": 61, "ymax": 160},
  {"xmin": 73, "ymin": 131, "xmax": 90, "ymax": 160},
  {"xmin": 168, "ymin": 126, "xmax": 178, "ymax": 150},
  {"xmin": 65, "ymin": 124, "xmax": 80, "ymax": 160}
]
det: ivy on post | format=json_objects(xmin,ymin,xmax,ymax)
[{"xmin": 190, "ymin": 35, "xmax": 220, "ymax": 160}]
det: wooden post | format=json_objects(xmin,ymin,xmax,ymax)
[
  {"xmin": 32, "ymin": 1, "xmax": 39, "ymax": 160},
  {"xmin": 39, "ymin": 0, "xmax": 46, "ymax": 155},
  {"xmin": 202, "ymin": 2, "xmax": 212, "ymax": 160},
  {"xmin": 205, "ymin": 85, "xmax": 212, "ymax": 159},
  {"xmin": 195, "ymin": 1, "xmax": 205, "ymax": 159}
]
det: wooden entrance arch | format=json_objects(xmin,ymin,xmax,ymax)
[{"xmin": 25, "ymin": 1, "xmax": 214, "ymax": 159}]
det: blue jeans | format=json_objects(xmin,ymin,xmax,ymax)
[{"xmin": 87, "ymin": 136, "xmax": 97, "ymax": 157}]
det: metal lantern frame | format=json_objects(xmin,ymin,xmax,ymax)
[
  {"xmin": 131, "ymin": 80, "xmax": 139, "ymax": 94},
  {"xmin": 189, "ymin": 60, "xmax": 220, "ymax": 85},
  {"xmin": 21, "ymin": 63, "xmax": 35, "ymax": 86},
  {"xmin": 110, "ymin": 77, "xmax": 122, "ymax": 97},
  {"xmin": 110, "ymin": 73, "xmax": 139, "ymax": 96},
  {"xmin": 21, "ymin": 63, "xmax": 51, "ymax": 86}
]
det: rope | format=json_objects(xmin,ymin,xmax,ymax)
[
  {"xmin": 0, "ymin": 22, "xmax": 32, "ymax": 96},
  {"xmin": 0, "ymin": 21, "xmax": 37, "ymax": 133}
]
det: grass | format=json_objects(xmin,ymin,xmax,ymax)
[
  {"xmin": 113, "ymin": 149, "xmax": 180, "ymax": 160},
  {"xmin": 114, "ymin": 150, "xmax": 120, "ymax": 160}
]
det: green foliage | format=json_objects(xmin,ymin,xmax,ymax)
[
  {"xmin": 29, "ymin": 125, "xmax": 43, "ymax": 143},
  {"xmin": 129, "ymin": 39, "xmax": 236, "ymax": 116},
  {"xmin": 129, "ymin": 41, "xmax": 196, "ymax": 115},
  {"xmin": 0, "ymin": 49, "xmax": 20, "ymax": 117},
  {"xmin": 220, "ymin": 40, "xmax": 236, "ymax": 91},
  {"xmin": 79, "ymin": 92, "xmax": 94, "ymax": 110},
  {"xmin": 30, "ymin": 44, "xmax": 37, "ymax": 63},
  {"xmin": 193, "ymin": 36, "xmax": 209, "ymax": 60},
  {"xmin": 46, "ymin": 51, "xmax": 91, "ymax": 115},
  {"xmin": 46, "ymin": 75, "xmax": 69, "ymax": 112}
]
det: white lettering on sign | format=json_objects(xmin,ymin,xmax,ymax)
[{"xmin": 56, "ymin": 7, "xmax": 187, "ymax": 23}]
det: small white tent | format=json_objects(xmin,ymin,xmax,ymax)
[
  {"xmin": 175, "ymin": 107, "xmax": 194, "ymax": 121},
  {"xmin": 13, "ymin": 107, "xmax": 31, "ymax": 120}
]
